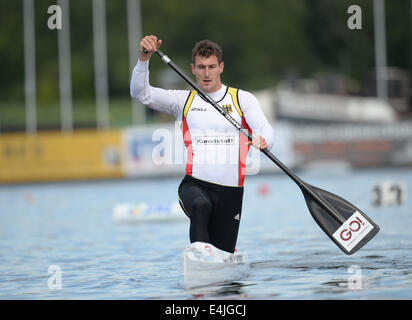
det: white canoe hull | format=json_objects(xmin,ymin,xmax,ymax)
[{"xmin": 183, "ymin": 242, "xmax": 250, "ymax": 289}]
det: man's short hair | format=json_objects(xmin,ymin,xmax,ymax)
[{"xmin": 192, "ymin": 40, "xmax": 223, "ymax": 64}]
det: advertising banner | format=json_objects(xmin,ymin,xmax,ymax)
[{"xmin": 0, "ymin": 130, "xmax": 123, "ymax": 183}]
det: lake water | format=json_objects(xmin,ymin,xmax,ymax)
[{"xmin": 0, "ymin": 167, "xmax": 411, "ymax": 300}]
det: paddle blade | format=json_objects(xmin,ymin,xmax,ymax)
[{"xmin": 302, "ymin": 184, "xmax": 380, "ymax": 255}]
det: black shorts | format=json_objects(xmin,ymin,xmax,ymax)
[{"xmin": 178, "ymin": 175, "xmax": 244, "ymax": 253}]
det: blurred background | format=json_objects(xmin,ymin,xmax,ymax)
[
  {"xmin": 0, "ymin": 0, "xmax": 411, "ymax": 182},
  {"xmin": 1, "ymin": 0, "xmax": 412, "ymax": 300}
]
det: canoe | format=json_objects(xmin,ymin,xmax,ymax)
[
  {"xmin": 183, "ymin": 242, "xmax": 249, "ymax": 289},
  {"xmin": 113, "ymin": 201, "xmax": 185, "ymax": 223}
]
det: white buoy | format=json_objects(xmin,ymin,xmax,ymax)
[{"xmin": 371, "ymin": 181, "xmax": 406, "ymax": 206}]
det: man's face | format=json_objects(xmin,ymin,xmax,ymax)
[{"xmin": 191, "ymin": 55, "xmax": 224, "ymax": 93}]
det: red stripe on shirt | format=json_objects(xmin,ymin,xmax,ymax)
[
  {"xmin": 181, "ymin": 117, "xmax": 193, "ymax": 176},
  {"xmin": 238, "ymin": 117, "xmax": 252, "ymax": 186}
]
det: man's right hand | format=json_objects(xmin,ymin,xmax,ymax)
[{"xmin": 139, "ymin": 35, "xmax": 162, "ymax": 61}]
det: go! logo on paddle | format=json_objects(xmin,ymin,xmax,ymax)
[
  {"xmin": 339, "ymin": 216, "xmax": 364, "ymax": 241},
  {"xmin": 332, "ymin": 211, "xmax": 374, "ymax": 252}
]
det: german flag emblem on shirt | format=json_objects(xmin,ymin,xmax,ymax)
[{"xmin": 222, "ymin": 104, "xmax": 233, "ymax": 114}]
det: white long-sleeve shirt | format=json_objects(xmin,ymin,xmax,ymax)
[{"xmin": 130, "ymin": 59, "xmax": 274, "ymax": 187}]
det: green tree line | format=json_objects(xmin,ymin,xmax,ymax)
[{"xmin": 0, "ymin": 0, "xmax": 411, "ymax": 127}]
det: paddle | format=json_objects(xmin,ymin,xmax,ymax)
[{"xmin": 147, "ymin": 48, "xmax": 380, "ymax": 255}]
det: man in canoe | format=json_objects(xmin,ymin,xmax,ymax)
[{"xmin": 131, "ymin": 35, "xmax": 274, "ymax": 253}]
